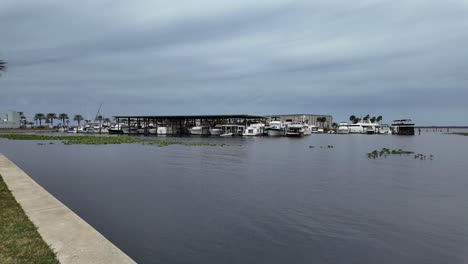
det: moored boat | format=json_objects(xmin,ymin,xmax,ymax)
[
  {"xmin": 265, "ymin": 121, "xmax": 285, "ymax": 136},
  {"xmin": 337, "ymin": 122, "xmax": 350, "ymax": 134},
  {"xmin": 189, "ymin": 126, "xmax": 210, "ymax": 135},
  {"xmin": 391, "ymin": 119, "xmax": 415, "ymax": 135},
  {"xmin": 209, "ymin": 127, "xmax": 222, "ymax": 136},
  {"xmin": 243, "ymin": 123, "xmax": 265, "ymax": 136},
  {"xmin": 286, "ymin": 124, "xmax": 304, "ymax": 137}
]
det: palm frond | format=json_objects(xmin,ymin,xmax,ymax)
[{"xmin": 0, "ymin": 60, "xmax": 6, "ymax": 73}]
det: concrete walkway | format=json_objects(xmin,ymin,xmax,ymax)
[{"xmin": 0, "ymin": 154, "xmax": 136, "ymax": 264}]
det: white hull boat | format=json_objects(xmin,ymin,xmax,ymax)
[
  {"xmin": 286, "ymin": 124, "xmax": 305, "ymax": 137},
  {"xmin": 157, "ymin": 126, "xmax": 172, "ymax": 135},
  {"xmin": 243, "ymin": 124, "xmax": 265, "ymax": 136},
  {"xmin": 189, "ymin": 126, "xmax": 210, "ymax": 135},
  {"xmin": 266, "ymin": 121, "xmax": 285, "ymax": 136},
  {"xmin": 209, "ymin": 128, "xmax": 222, "ymax": 135},
  {"xmin": 337, "ymin": 122, "xmax": 350, "ymax": 134}
]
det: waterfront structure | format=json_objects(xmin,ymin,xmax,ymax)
[
  {"xmin": 264, "ymin": 114, "xmax": 333, "ymax": 129},
  {"xmin": 0, "ymin": 111, "xmax": 21, "ymax": 129},
  {"xmin": 113, "ymin": 114, "xmax": 266, "ymax": 135},
  {"xmin": 265, "ymin": 121, "xmax": 285, "ymax": 136},
  {"xmin": 391, "ymin": 119, "xmax": 415, "ymax": 135}
]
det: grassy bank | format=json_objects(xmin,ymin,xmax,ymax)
[
  {"xmin": 0, "ymin": 176, "xmax": 58, "ymax": 263},
  {"xmin": 0, "ymin": 134, "xmax": 220, "ymax": 147},
  {"xmin": 451, "ymin": 133, "xmax": 468, "ymax": 136},
  {"xmin": 0, "ymin": 128, "xmax": 58, "ymax": 134}
]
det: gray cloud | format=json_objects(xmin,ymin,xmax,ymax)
[{"xmin": 1, "ymin": 0, "xmax": 468, "ymax": 125}]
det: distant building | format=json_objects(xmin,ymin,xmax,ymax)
[
  {"xmin": 264, "ymin": 114, "xmax": 333, "ymax": 129},
  {"xmin": 0, "ymin": 111, "xmax": 21, "ymax": 128}
]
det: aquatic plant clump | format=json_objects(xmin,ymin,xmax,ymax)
[
  {"xmin": 451, "ymin": 133, "xmax": 468, "ymax": 136},
  {"xmin": 144, "ymin": 139, "xmax": 219, "ymax": 147},
  {"xmin": 309, "ymin": 145, "xmax": 334, "ymax": 149},
  {"xmin": 0, "ymin": 134, "xmax": 221, "ymax": 147},
  {"xmin": 367, "ymin": 148, "xmax": 433, "ymax": 160}
]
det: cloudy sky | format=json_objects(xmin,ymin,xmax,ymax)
[{"xmin": 1, "ymin": 0, "xmax": 468, "ymax": 125}]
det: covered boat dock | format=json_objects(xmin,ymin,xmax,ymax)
[{"xmin": 112, "ymin": 114, "xmax": 266, "ymax": 135}]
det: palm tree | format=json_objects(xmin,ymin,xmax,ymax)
[
  {"xmin": 73, "ymin": 114, "xmax": 84, "ymax": 127},
  {"xmin": 317, "ymin": 117, "xmax": 327, "ymax": 128},
  {"xmin": 18, "ymin": 112, "xmax": 26, "ymax": 127},
  {"xmin": 370, "ymin": 116, "xmax": 377, "ymax": 123},
  {"xmin": 46, "ymin": 113, "xmax": 57, "ymax": 127},
  {"xmin": 34, "ymin": 113, "xmax": 45, "ymax": 127},
  {"xmin": 0, "ymin": 59, "xmax": 6, "ymax": 74},
  {"xmin": 349, "ymin": 115, "xmax": 356, "ymax": 123},
  {"xmin": 376, "ymin": 116, "xmax": 383, "ymax": 123},
  {"xmin": 58, "ymin": 113, "xmax": 69, "ymax": 127}
]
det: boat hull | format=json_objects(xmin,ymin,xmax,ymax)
[
  {"xmin": 267, "ymin": 129, "xmax": 284, "ymax": 136},
  {"xmin": 209, "ymin": 129, "xmax": 222, "ymax": 135},
  {"xmin": 108, "ymin": 129, "xmax": 124, "ymax": 134},
  {"xmin": 286, "ymin": 132, "xmax": 303, "ymax": 137}
]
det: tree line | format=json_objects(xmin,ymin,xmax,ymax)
[
  {"xmin": 0, "ymin": 59, "xmax": 6, "ymax": 73},
  {"xmin": 349, "ymin": 115, "xmax": 383, "ymax": 124},
  {"xmin": 31, "ymin": 113, "xmax": 111, "ymax": 128}
]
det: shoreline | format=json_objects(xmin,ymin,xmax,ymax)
[
  {"xmin": 0, "ymin": 128, "xmax": 58, "ymax": 134},
  {"xmin": 0, "ymin": 154, "xmax": 136, "ymax": 264}
]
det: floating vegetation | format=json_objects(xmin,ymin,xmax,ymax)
[
  {"xmin": 309, "ymin": 145, "xmax": 334, "ymax": 149},
  {"xmin": 367, "ymin": 148, "xmax": 433, "ymax": 160},
  {"xmin": 451, "ymin": 133, "xmax": 468, "ymax": 136},
  {"xmin": 0, "ymin": 134, "xmax": 220, "ymax": 147},
  {"xmin": 145, "ymin": 139, "xmax": 218, "ymax": 147}
]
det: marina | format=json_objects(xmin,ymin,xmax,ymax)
[{"xmin": 14, "ymin": 113, "xmax": 416, "ymax": 138}]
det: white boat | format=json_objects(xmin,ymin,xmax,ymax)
[
  {"xmin": 243, "ymin": 123, "xmax": 265, "ymax": 136},
  {"xmin": 221, "ymin": 124, "xmax": 244, "ymax": 136},
  {"xmin": 348, "ymin": 123, "xmax": 364, "ymax": 134},
  {"xmin": 379, "ymin": 124, "xmax": 392, "ymax": 135},
  {"xmin": 286, "ymin": 123, "xmax": 304, "ymax": 137},
  {"xmin": 348, "ymin": 121, "xmax": 379, "ymax": 134},
  {"xmin": 108, "ymin": 124, "xmax": 127, "ymax": 134},
  {"xmin": 266, "ymin": 121, "xmax": 285, "ymax": 136},
  {"xmin": 209, "ymin": 127, "xmax": 222, "ymax": 136},
  {"xmin": 337, "ymin": 122, "xmax": 350, "ymax": 134},
  {"xmin": 391, "ymin": 119, "xmax": 415, "ymax": 135},
  {"xmin": 157, "ymin": 126, "xmax": 172, "ymax": 135},
  {"xmin": 67, "ymin": 126, "xmax": 78, "ymax": 133},
  {"xmin": 302, "ymin": 124, "xmax": 315, "ymax": 135},
  {"xmin": 189, "ymin": 126, "xmax": 210, "ymax": 135},
  {"xmin": 83, "ymin": 126, "xmax": 96, "ymax": 134}
]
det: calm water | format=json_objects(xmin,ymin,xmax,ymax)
[{"xmin": 1, "ymin": 133, "xmax": 468, "ymax": 264}]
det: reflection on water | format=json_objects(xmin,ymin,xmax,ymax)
[{"xmin": 1, "ymin": 134, "xmax": 468, "ymax": 264}]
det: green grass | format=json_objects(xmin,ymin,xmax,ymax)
[
  {"xmin": 0, "ymin": 134, "xmax": 222, "ymax": 147},
  {"xmin": 0, "ymin": 176, "xmax": 58, "ymax": 264}
]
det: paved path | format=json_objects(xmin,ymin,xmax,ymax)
[{"xmin": 0, "ymin": 154, "xmax": 136, "ymax": 264}]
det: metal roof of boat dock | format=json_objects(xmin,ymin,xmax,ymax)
[{"xmin": 113, "ymin": 114, "xmax": 266, "ymax": 119}]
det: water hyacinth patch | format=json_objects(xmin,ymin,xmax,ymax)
[
  {"xmin": 367, "ymin": 148, "xmax": 433, "ymax": 160},
  {"xmin": 0, "ymin": 134, "xmax": 221, "ymax": 147}
]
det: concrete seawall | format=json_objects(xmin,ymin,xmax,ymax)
[{"xmin": 0, "ymin": 154, "xmax": 136, "ymax": 264}]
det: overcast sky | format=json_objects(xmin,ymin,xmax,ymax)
[{"xmin": 1, "ymin": 0, "xmax": 468, "ymax": 125}]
